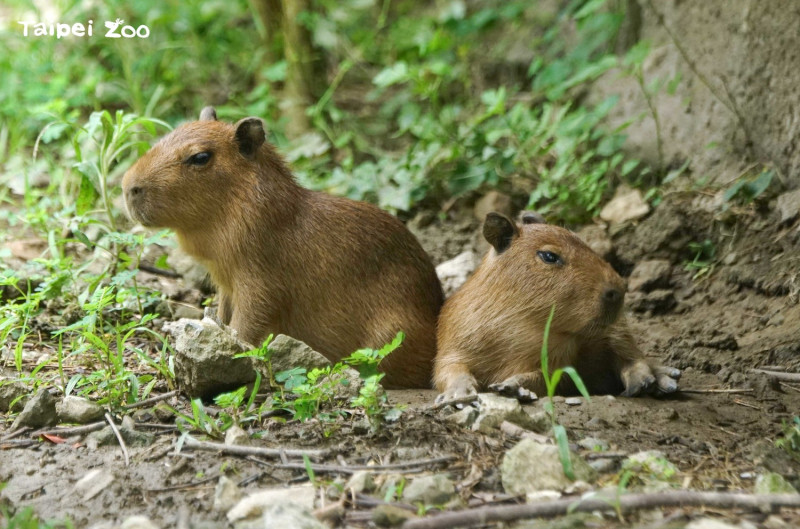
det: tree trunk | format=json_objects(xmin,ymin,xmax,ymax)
[
  {"xmin": 280, "ymin": 0, "xmax": 324, "ymax": 138},
  {"xmin": 250, "ymin": 0, "xmax": 283, "ymax": 63}
]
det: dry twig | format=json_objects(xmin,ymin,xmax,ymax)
[
  {"xmin": 105, "ymin": 412, "xmax": 130, "ymax": 467},
  {"xmin": 750, "ymin": 369, "xmax": 800, "ymax": 382},
  {"xmin": 182, "ymin": 436, "xmax": 331, "ymax": 459},
  {"xmin": 680, "ymin": 388, "xmax": 753, "ymax": 394},
  {"xmin": 30, "ymin": 421, "xmax": 106, "ymax": 438},
  {"xmin": 402, "ymin": 491, "xmax": 800, "ymax": 529},
  {"xmin": 122, "ymin": 390, "xmax": 180, "ymax": 410},
  {"xmin": 271, "ymin": 454, "xmax": 457, "ymax": 475}
]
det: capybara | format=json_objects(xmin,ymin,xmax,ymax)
[
  {"xmin": 434, "ymin": 211, "xmax": 680, "ymax": 400},
  {"xmin": 122, "ymin": 107, "xmax": 444, "ymax": 388}
]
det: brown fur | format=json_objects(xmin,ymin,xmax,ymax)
[
  {"xmin": 122, "ymin": 110, "xmax": 444, "ymax": 388},
  {"xmin": 434, "ymin": 212, "xmax": 678, "ymax": 398}
]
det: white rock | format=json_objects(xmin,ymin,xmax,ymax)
[
  {"xmin": 446, "ymin": 406, "xmax": 478, "ymax": 428},
  {"xmin": 525, "ymin": 490, "xmax": 561, "ymax": 502},
  {"xmin": 577, "ymin": 437, "xmax": 609, "ymax": 451},
  {"xmin": 436, "ymin": 251, "xmax": 478, "ymax": 297},
  {"xmin": 403, "ymin": 474, "xmax": 456, "ymax": 505},
  {"xmin": 344, "ymin": 471, "xmax": 375, "ymax": 494},
  {"xmin": 227, "ymin": 485, "xmax": 316, "ymax": 523},
  {"xmin": 214, "ymin": 476, "xmax": 243, "ymax": 512},
  {"xmin": 234, "ymin": 503, "xmax": 326, "ymax": 529},
  {"xmin": 75, "ymin": 469, "xmax": 114, "ymax": 501},
  {"xmin": 501, "ymin": 438, "xmax": 596, "ymax": 495},
  {"xmin": 599, "ymin": 187, "xmax": 650, "ymax": 225},
  {"xmin": 685, "ymin": 518, "xmax": 739, "ymax": 529},
  {"xmin": 776, "ymin": 189, "xmax": 800, "ymax": 224},
  {"xmin": 225, "ymin": 425, "xmax": 251, "ymax": 446},
  {"xmin": 472, "ymin": 393, "xmax": 540, "ymax": 433},
  {"xmin": 120, "ymin": 516, "xmax": 160, "ymax": 529}
]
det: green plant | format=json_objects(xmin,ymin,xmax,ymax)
[
  {"xmin": 619, "ymin": 451, "xmax": 678, "ymax": 488},
  {"xmin": 288, "ymin": 0, "xmax": 640, "ymax": 222},
  {"xmin": 257, "ymin": 333, "xmax": 405, "ymax": 425},
  {"xmin": 540, "ymin": 305, "xmax": 591, "ymax": 480},
  {"xmin": 684, "ymin": 239, "xmax": 716, "ymax": 280},
  {"xmin": 721, "ymin": 168, "xmax": 775, "ymax": 207},
  {"xmin": 214, "ymin": 372, "xmax": 264, "ymax": 430},
  {"xmin": 776, "ymin": 417, "xmax": 800, "ymax": 463},
  {"xmin": 38, "ymin": 109, "xmax": 170, "ymax": 232}
]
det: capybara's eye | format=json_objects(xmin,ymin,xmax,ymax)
[
  {"xmin": 537, "ymin": 250, "xmax": 563, "ymax": 265},
  {"xmin": 186, "ymin": 152, "xmax": 212, "ymax": 166}
]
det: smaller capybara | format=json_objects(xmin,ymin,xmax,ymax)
[
  {"xmin": 434, "ymin": 211, "xmax": 680, "ymax": 401},
  {"xmin": 122, "ymin": 107, "xmax": 444, "ymax": 388}
]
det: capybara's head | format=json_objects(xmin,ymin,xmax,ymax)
[
  {"xmin": 122, "ymin": 107, "xmax": 278, "ymax": 231},
  {"xmin": 482, "ymin": 211, "xmax": 626, "ymax": 336}
]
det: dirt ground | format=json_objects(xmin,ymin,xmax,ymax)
[{"xmin": 2, "ymin": 193, "xmax": 800, "ymax": 528}]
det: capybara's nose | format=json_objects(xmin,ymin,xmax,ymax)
[
  {"xmin": 602, "ymin": 287, "xmax": 623, "ymax": 311},
  {"xmin": 125, "ymin": 185, "xmax": 143, "ymax": 204}
]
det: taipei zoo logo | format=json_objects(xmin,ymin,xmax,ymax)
[{"xmin": 18, "ymin": 19, "xmax": 150, "ymax": 39}]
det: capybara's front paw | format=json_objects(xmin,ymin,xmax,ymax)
[
  {"xmin": 652, "ymin": 365, "xmax": 681, "ymax": 395},
  {"xmin": 488, "ymin": 373, "xmax": 540, "ymax": 403},
  {"xmin": 435, "ymin": 374, "xmax": 479, "ymax": 405},
  {"xmin": 621, "ymin": 361, "xmax": 680, "ymax": 397}
]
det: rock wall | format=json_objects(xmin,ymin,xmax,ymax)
[{"xmin": 592, "ymin": 0, "xmax": 800, "ymax": 186}]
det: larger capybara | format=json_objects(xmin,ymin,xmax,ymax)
[
  {"xmin": 122, "ymin": 107, "xmax": 444, "ymax": 388},
  {"xmin": 434, "ymin": 211, "xmax": 680, "ymax": 401}
]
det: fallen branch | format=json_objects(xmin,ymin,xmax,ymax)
[
  {"xmin": 680, "ymin": 388, "xmax": 753, "ymax": 394},
  {"xmin": 123, "ymin": 390, "xmax": 180, "ymax": 410},
  {"xmin": 145, "ymin": 473, "xmax": 220, "ymax": 493},
  {"xmin": 29, "ymin": 421, "xmax": 106, "ymax": 438},
  {"xmin": 0, "ymin": 439, "xmax": 39, "ymax": 449},
  {"xmin": 182, "ymin": 436, "xmax": 331, "ymax": 459},
  {"xmin": 105, "ymin": 412, "xmax": 130, "ymax": 467},
  {"xmin": 402, "ymin": 491, "xmax": 800, "ymax": 529},
  {"xmin": 750, "ymin": 369, "xmax": 800, "ymax": 382},
  {"xmin": 272, "ymin": 455, "xmax": 457, "ymax": 475},
  {"xmin": 0, "ymin": 426, "xmax": 31, "ymax": 442}
]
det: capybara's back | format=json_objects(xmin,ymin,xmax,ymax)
[{"xmin": 122, "ymin": 107, "xmax": 444, "ymax": 388}]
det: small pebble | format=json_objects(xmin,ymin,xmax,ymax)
[
  {"xmin": 564, "ymin": 397, "xmax": 583, "ymax": 406},
  {"xmin": 588, "ymin": 458, "xmax": 617, "ymax": 473}
]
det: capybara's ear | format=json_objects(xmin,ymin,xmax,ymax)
[
  {"xmin": 483, "ymin": 212, "xmax": 519, "ymax": 254},
  {"xmin": 234, "ymin": 117, "xmax": 266, "ymax": 157},
  {"xmin": 521, "ymin": 211, "xmax": 546, "ymax": 225},
  {"xmin": 199, "ymin": 106, "xmax": 218, "ymax": 121}
]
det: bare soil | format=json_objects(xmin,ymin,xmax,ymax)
[{"xmin": 2, "ymin": 194, "xmax": 800, "ymax": 528}]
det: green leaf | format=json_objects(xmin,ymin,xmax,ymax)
[
  {"xmin": 561, "ymin": 366, "xmax": 591, "ymax": 401},
  {"xmin": 553, "ymin": 424, "xmax": 575, "ymax": 480},
  {"xmin": 722, "ymin": 179, "xmax": 747, "ymax": 203},
  {"xmin": 303, "ymin": 454, "xmax": 316, "ymax": 485},
  {"xmin": 623, "ymin": 41, "xmax": 650, "ymax": 68},
  {"xmin": 76, "ymin": 173, "xmax": 99, "ymax": 215},
  {"xmin": 748, "ymin": 169, "xmax": 774, "ymax": 199},
  {"xmin": 72, "ymin": 229, "xmax": 93, "ymax": 249},
  {"xmin": 373, "ymin": 62, "xmax": 409, "ymax": 87}
]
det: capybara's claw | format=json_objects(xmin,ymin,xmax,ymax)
[
  {"xmin": 435, "ymin": 375, "xmax": 478, "ymax": 407},
  {"xmin": 652, "ymin": 365, "xmax": 680, "ymax": 394},
  {"xmin": 489, "ymin": 376, "xmax": 538, "ymax": 403},
  {"xmin": 653, "ymin": 365, "xmax": 682, "ymax": 380},
  {"xmin": 621, "ymin": 373, "xmax": 655, "ymax": 397}
]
